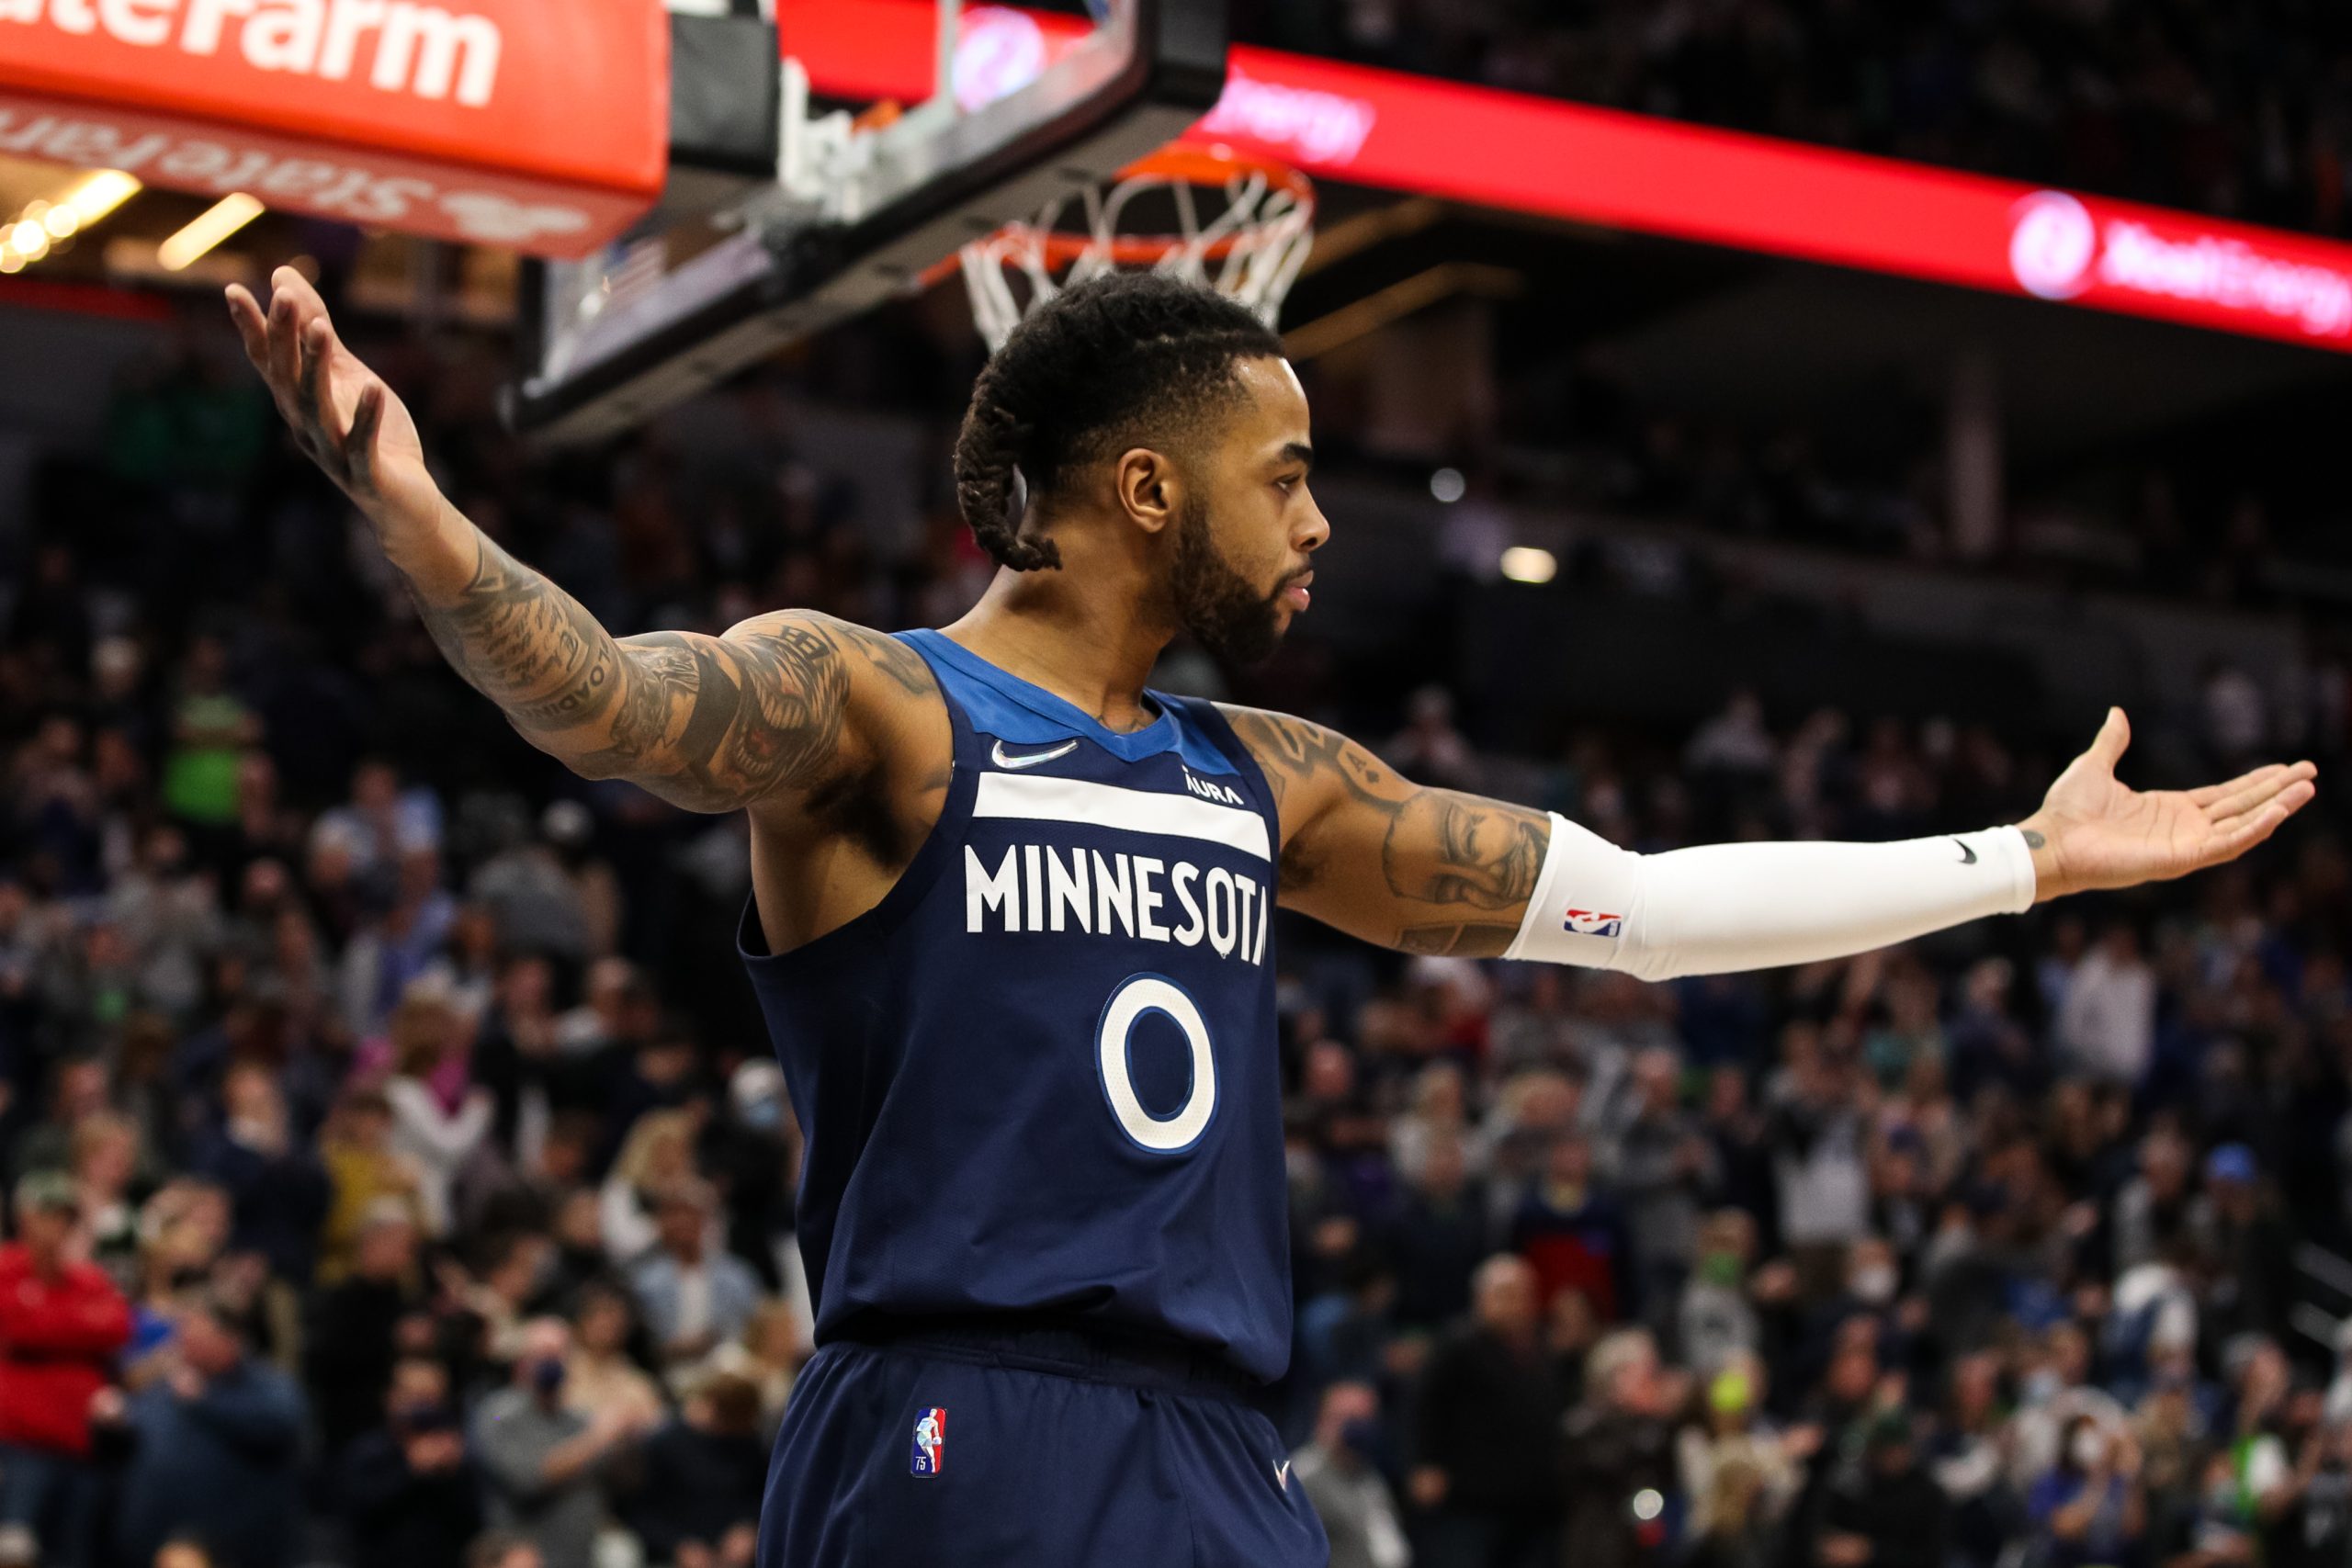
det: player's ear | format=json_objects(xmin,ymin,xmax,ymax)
[{"xmin": 1114, "ymin": 447, "xmax": 1179, "ymax": 536}]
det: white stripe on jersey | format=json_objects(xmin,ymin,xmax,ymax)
[{"xmin": 972, "ymin": 772, "xmax": 1271, "ymax": 863}]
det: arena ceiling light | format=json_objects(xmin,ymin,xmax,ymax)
[
  {"xmin": 1499, "ymin": 547, "xmax": 1556, "ymax": 584},
  {"xmin": 157, "ymin": 193, "xmax": 265, "ymax": 273},
  {"xmin": 0, "ymin": 167, "xmax": 139, "ymax": 273}
]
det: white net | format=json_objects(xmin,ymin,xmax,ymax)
[{"xmin": 956, "ymin": 151, "xmax": 1316, "ymax": 352}]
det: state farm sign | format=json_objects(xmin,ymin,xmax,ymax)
[
  {"xmin": 1, "ymin": 0, "xmax": 505, "ymax": 106},
  {"xmin": 0, "ymin": 0, "xmax": 665, "ymax": 257},
  {"xmin": 2010, "ymin": 189, "xmax": 2352, "ymax": 341}
]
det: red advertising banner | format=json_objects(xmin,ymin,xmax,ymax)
[
  {"xmin": 794, "ymin": 0, "xmax": 2352, "ymax": 354},
  {"xmin": 0, "ymin": 0, "xmax": 670, "ymax": 257}
]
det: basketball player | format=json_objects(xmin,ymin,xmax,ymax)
[{"xmin": 229, "ymin": 266, "xmax": 2313, "ymax": 1565}]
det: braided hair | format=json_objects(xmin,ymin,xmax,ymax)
[{"xmin": 953, "ymin": 273, "xmax": 1285, "ymax": 571}]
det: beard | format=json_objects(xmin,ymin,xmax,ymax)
[{"xmin": 1169, "ymin": 494, "xmax": 1291, "ymax": 669}]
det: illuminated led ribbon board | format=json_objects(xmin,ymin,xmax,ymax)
[
  {"xmin": 0, "ymin": 0, "xmax": 669, "ymax": 258},
  {"xmin": 791, "ymin": 0, "xmax": 2352, "ymax": 355}
]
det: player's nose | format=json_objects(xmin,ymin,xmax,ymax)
[{"xmin": 1295, "ymin": 491, "xmax": 1330, "ymax": 555}]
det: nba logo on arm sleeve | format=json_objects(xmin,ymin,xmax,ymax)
[
  {"xmin": 910, "ymin": 1407, "xmax": 946, "ymax": 1476},
  {"xmin": 1564, "ymin": 907, "xmax": 1623, "ymax": 939}
]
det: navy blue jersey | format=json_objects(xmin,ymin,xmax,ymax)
[{"xmin": 738, "ymin": 629, "xmax": 1293, "ymax": 1382}]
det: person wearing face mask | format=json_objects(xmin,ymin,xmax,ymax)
[
  {"xmin": 472, "ymin": 1317, "xmax": 659, "ymax": 1568},
  {"xmin": 1291, "ymin": 1382, "xmax": 1411, "ymax": 1568},
  {"xmin": 1797, "ymin": 1236, "xmax": 1907, "ymax": 1397},
  {"xmin": 2029, "ymin": 1415, "xmax": 2147, "ymax": 1568},
  {"xmin": 2008, "ymin": 1323, "xmax": 2130, "ymax": 1494}
]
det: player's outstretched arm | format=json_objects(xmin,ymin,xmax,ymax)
[
  {"xmin": 1218, "ymin": 706, "xmax": 1550, "ymax": 956},
  {"xmin": 227, "ymin": 268, "xmax": 922, "ymax": 814},
  {"xmin": 1222, "ymin": 704, "xmax": 2317, "ymax": 976}
]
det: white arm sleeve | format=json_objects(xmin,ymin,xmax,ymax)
[{"xmin": 1502, "ymin": 814, "xmax": 2037, "ymax": 980}]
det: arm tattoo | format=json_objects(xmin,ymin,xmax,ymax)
[
  {"xmin": 413, "ymin": 536, "xmax": 626, "ymax": 734},
  {"xmin": 1382, "ymin": 793, "xmax": 1548, "ymax": 908},
  {"xmin": 1222, "ymin": 705, "xmax": 1551, "ymax": 952},
  {"xmin": 411, "ymin": 536, "xmax": 894, "ymax": 814},
  {"xmin": 574, "ymin": 620, "xmax": 852, "ymax": 813},
  {"xmin": 1397, "ymin": 922, "xmax": 1524, "ymax": 958}
]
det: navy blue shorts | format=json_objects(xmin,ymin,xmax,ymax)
[{"xmin": 755, "ymin": 1321, "xmax": 1329, "ymax": 1566}]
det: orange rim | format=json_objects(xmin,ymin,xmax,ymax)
[{"xmin": 922, "ymin": 143, "xmax": 1311, "ymax": 288}]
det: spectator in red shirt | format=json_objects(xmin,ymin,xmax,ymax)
[{"xmin": 0, "ymin": 1170, "xmax": 133, "ymax": 1568}]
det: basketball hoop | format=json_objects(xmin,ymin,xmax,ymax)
[{"xmin": 947, "ymin": 144, "xmax": 1316, "ymax": 353}]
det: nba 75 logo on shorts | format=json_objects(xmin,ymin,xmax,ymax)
[{"xmin": 910, "ymin": 1407, "xmax": 946, "ymax": 1476}]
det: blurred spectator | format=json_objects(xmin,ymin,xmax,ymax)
[
  {"xmin": 1509, "ymin": 1134, "xmax": 1626, "ymax": 1322},
  {"xmin": 1767, "ymin": 1039, "xmax": 1870, "ymax": 1297},
  {"xmin": 1928, "ymin": 1353, "xmax": 2016, "ymax": 1568},
  {"xmin": 628, "ymin": 1183, "xmax": 760, "ymax": 1369},
  {"xmin": 563, "ymin": 1280, "xmax": 665, "ymax": 1432},
  {"xmin": 1387, "ymin": 1132, "xmax": 1492, "ymax": 1332},
  {"xmin": 1680, "ymin": 1355, "xmax": 1807, "ymax": 1563},
  {"xmin": 1678, "ymin": 1210, "xmax": 1761, "ymax": 1378},
  {"xmin": 467, "ymin": 802, "xmax": 615, "ymax": 972},
  {"xmin": 1807, "ymin": 1412, "xmax": 1950, "ymax": 1568},
  {"xmin": 316, "ymin": 1089, "xmax": 429, "ymax": 1283},
  {"xmin": 0, "ymin": 1172, "xmax": 132, "ymax": 1568},
  {"xmin": 2028, "ymin": 1415, "xmax": 2147, "ymax": 1568},
  {"xmin": 1685, "ymin": 692, "xmax": 1778, "ymax": 782},
  {"xmin": 2191, "ymin": 1146, "xmax": 2292, "ymax": 1349},
  {"xmin": 2055, "ymin": 924, "xmax": 2158, "ymax": 1087},
  {"xmin": 1409, "ymin": 1255, "xmax": 1565, "ymax": 1568},
  {"xmin": 472, "ymin": 1318, "xmax": 652, "ymax": 1568},
  {"xmin": 696, "ymin": 1301, "xmax": 804, "ymax": 1436},
  {"xmin": 311, "ymin": 761, "xmax": 439, "ymax": 902},
  {"xmin": 625, "ymin": 1372, "xmax": 766, "ymax": 1568},
  {"xmin": 109, "ymin": 1290, "xmax": 307, "ymax": 1568},
  {"xmin": 1292, "ymin": 1381, "xmax": 1412, "ymax": 1568},
  {"xmin": 381, "ymin": 991, "xmax": 493, "ymax": 1236},
  {"xmin": 1388, "ymin": 687, "xmax": 1479, "ymax": 792},
  {"xmin": 305, "ymin": 1198, "xmax": 424, "ymax": 1459},
  {"xmin": 601, "ymin": 1111, "xmax": 699, "ymax": 1266},
  {"xmin": 337, "ymin": 1356, "xmax": 483, "ymax": 1568},
  {"xmin": 1609, "ymin": 1047, "xmax": 1715, "ymax": 1326},
  {"xmin": 1560, "ymin": 1327, "xmax": 1679, "ymax": 1568},
  {"xmin": 189, "ymin": 1062, "xmax": 331, "ymax": 1285}
]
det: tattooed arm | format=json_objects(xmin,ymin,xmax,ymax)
[
  {"xmin": 227, "ymin": 267, "xmax": 931, "ymax": 814},
  {"xmin": 1217, "ymin": 706, "xmax": 1548, "ymax": 956}
]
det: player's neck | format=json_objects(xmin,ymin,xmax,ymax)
[{"xmin": 944, "ymin": 563, "xmax": 1172, "ymax": 735}]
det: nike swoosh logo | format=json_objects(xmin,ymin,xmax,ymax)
[
  {"xmin": 1953, "ymin": 839, "xmax": 1978, "ymax": 865},
  {"xmin": 992, "ymin": 739, "xmax": 1078, "ymax": 770},
  {"xmin": 1274, "ymin": 1459, "xmax": 1291, "ymax": 1489}
]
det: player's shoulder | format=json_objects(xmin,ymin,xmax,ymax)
[
  {"xmin": 1211, "ymin": 703, "xmax": 1362, "ymax": 779},
  {"xmin": 1210, "ymin": 704, "xmax": 1395, "ymax": 821},
  {"xmin": 719, "ymin": 609, "xmax": 941, "ymax": 707}
]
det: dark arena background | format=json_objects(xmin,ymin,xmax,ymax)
[{"xmin": 1, "ymin": 4, "xmax": 2349, "ymax": 1568}]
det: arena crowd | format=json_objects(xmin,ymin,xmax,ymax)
[{"xmin": 0, "ymin": 310, "xmax": 2346, "ymax": 1568}]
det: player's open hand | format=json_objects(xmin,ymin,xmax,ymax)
[
  {"xmin": 226, "ymin": 267, "xmax": 437, "ymax": 530},
  {"xmin": 2018, "ymin": 707, "xmax": 2317, "ymax": 900}
]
